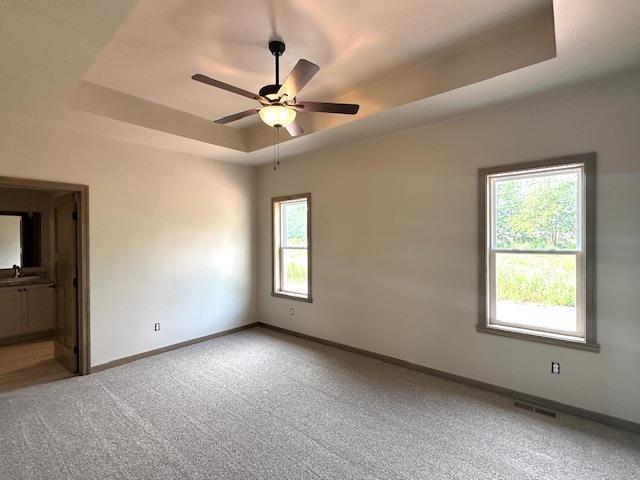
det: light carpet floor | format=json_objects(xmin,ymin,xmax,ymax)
[{"xmin": 1, "ymin": 327, "xmax": 638, "ymax": 479}]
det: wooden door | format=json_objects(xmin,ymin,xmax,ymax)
[{"xmin": 54, "ymin": 193, "xmax": 78, "ymax": 373}]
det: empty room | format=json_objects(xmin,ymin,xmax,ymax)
[{"xmin": 1, "ymin": 0, "xmax": 639, "ymax": 478}]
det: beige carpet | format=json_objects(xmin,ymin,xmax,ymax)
[{"xmin": 1, "ymin": 327, "xmax": 638, "ymax": 479}]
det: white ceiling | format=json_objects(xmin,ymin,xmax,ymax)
[
  {"xmin": 85, "ymin": 0, "xmax": 547, "ymax": 125},
  {"xmin": 1, "ymin": 1, "xmax": 639, "ymax": 165}
]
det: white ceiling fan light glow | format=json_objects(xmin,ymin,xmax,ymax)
[{"xmin": 259, "ymin": 105, "xmax": 297, "ymax": 127}]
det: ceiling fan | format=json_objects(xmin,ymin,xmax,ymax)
[{"xmin": 191, "ymin": 40, "xmax": 359, "ymax": 137}]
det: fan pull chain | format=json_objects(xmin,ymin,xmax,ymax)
[
  {"xmin": 273, "ymin": 128, "xmax": 278, "ymax": 172},
  {"xmin": 273, "ymin": 126, "xmax": 281, "ymax": 171}
]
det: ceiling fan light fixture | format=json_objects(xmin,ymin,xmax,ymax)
[
  {"xmin": 259, "ymin": 105, "xmax": 297, "ymax": 128},
  {"xmin": 192, "ymin": 40, "xmax": 359, "ymax": 136}
]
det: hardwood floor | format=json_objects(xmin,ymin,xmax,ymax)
[{"xmin": 0, "ymin": 338, "xmax": 73, "ymax": 394}]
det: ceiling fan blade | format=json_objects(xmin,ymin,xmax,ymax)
[
  {"xmin": 284, "ymin": 119, "xmax": 304, "ymax": 137},
  {"xmin": 277, "ymin": 59, "xmax": 319, "ymax": 99},
  {"xmin": 192, "ymin": 74, "xmax": 263, "ymax": 102},
  {"xmin": 295, "ymin": 101, "xmax": 359, "ymax": 115},
  {"xmin": 214, "ymin": 108, "xmax": 260, "ymax": 124}
]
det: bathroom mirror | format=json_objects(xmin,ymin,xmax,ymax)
[{"xmin": 0, "ymin": 213, "xmax": 42, "ymax": 269}]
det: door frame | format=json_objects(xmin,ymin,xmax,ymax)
[{"xmin": 0, "ymin": 176, "xmax": 90, "ymax": 375}]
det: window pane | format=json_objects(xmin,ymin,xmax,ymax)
[
  {"xmin": 495, "ymin": 253, "xmax": 577, "ymax": 333},
  {"xmin": 494, "ymin": 171, "xmax": 579, "ymax": 250},
  {"xmin": 282, "ymin": 248, "xmax": 308, "ymax": 294},
  {"xmin": 282, "ymin": 201, "xmax": 307, "ymax": 247}
]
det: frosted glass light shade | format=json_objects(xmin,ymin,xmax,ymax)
[{"xmin": 259, "ymin": 105, "xmax": 296, "ymax": 127}]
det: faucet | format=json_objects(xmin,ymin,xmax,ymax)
[{"xmin": 12, "ymin": 264, "xmax": 21, "ymax": 278}]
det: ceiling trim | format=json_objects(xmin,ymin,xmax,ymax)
[{"xmin": 69, "ymin": 81, "xmax": 247, "ymax": 152}]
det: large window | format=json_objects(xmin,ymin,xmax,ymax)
[
  {"xmin": 478, "ymin": 155, "xmax": 597, "ymax": 351},
  {"xmin": 272, "ymin": 194, "xmax": 311, "ymax": 302}
]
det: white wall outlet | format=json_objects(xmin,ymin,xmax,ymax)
[
  {"xmin": 154, "ymin": 322, "xmax": 160, "ymax": 332},
  {"xmin": 289, "ymin": 307, "xmax": 295, "ymax": 316},
  {"xmin": 551, "ymin": 361, "xmax": 560, "ymax": 374}
]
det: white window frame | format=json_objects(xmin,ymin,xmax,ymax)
[
  {"xmin": 272, "ymin": 193, "xmax": 312, "ymax": 302},
  {"xmin": 477, "ymin": 155, "xmax": 598, "ymax": 352}
]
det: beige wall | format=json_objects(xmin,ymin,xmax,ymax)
[
  {"xmin": 256, "ymin": 70, "xmax": 640, "ymax": 423},
  {"xmin": 0, "ymin": 115, "xmax": 256, "ymax": 366},
  {"xmin": 1, "ymin": 68, "xmax": 638, "ymax": 423}
]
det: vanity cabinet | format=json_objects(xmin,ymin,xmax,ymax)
[
  {"xmin": 0, "ymin": 284, "xmax": 54, "ymax": 341},
  {"xmin": 24, "ymin": 286, "xmax": 55, "ymax": 333},
  {"xmin": 0, "ymin": 288, "xmax": 23, "ymax": 338}
]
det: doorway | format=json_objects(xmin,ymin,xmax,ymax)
[{"xmin": 0, "ymin": 177, "xmax": 89, "ymax": 393}]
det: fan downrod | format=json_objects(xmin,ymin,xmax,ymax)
[{"xmin": 261, "ymin": 40, "xmax": 287, "ymax": 100}]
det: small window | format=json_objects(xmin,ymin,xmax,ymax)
[
  {"xmin": 478, "ymin": 155, "xmax": 597, "ymax": 351},
  {"xmin": 272, "ymin": 194, "xmax": 311, "ymax": 302}
]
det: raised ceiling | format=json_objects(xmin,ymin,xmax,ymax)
[
  {"xmin": 1, "ymin": 1, "xmax": 639, "ymax": 164},
  {"xmin": 84, "ymin": 0, "xmax": 548, "ymax": 125},
  {"xmin": 73, "ymin": 0, "xmax": 557, "ymax": 155}
]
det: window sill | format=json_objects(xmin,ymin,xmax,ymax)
[
  {"xmin": 476, "ymin": 324, "xmax": 599, "ymax": 352},
  {"xmin": 272, "ymin": 292, "xmax": 312, "ymax": 303}
]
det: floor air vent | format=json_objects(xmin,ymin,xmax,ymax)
[{"xmin": 514, "ymin": 401, "xmax": 557, "ymax": 418}]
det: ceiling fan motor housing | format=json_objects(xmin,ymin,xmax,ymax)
[{"xmin": 258, "ymin": 84, "xmax": 281, "ymax": 101}]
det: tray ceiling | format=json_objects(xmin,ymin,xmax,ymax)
[{"xmin": 1, "ymin": 1, "xmax": 639, "ymax": 164}]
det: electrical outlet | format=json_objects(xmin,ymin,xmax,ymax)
[
  {"xmin": 154, "ymin": 322, "xmax": 160, "ymax": 332},
  {"xmin": 551, "ymin": 361, "xmax": 560, "ymax": 374},
  {"xmin": 289, "ymin": 307, "xmax": 295, "ymax": 316}
]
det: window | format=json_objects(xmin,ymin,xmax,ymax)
[
  {"xmin": 272, "ymin": 194, "xmax": 311, "ymax": 302},
  {"xmin": 478, "ymin": 155, "xmax": 597, "ymax": 351}
]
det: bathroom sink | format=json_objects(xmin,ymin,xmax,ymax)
[{"xmin": 0, "ymin": 276, "xmax": 41, "ymax": 286}]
